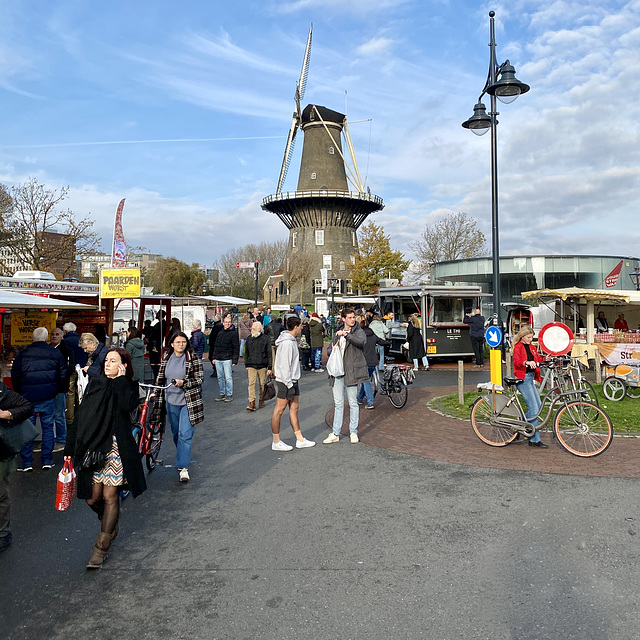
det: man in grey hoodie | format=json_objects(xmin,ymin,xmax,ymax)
[{"xmin": 270, "ymin": 316, "xmax": 316, "ymax": 452}]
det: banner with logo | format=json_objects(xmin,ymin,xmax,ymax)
[
  {"xmin": 100, "ymin": 268, "xmax": 141, "ymax": 299},
  {"xmin": 605, "ymin": 260, "xmax": 623, "ymax": 288},
  {"xmin": 11, "ymin": 311, "xmax": 57, "ymax": 346},
  {"xmin": 111, "ymin": 198, "xmax": 127, "ymax": 267}
]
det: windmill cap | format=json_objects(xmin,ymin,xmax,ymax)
[{"xmin": 302, "ymin": 104, "xmax": 345, "ymax": 125}]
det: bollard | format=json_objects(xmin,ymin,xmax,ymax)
[
  {"xmin": 595, "ymin": 353, "xmax": 602, "ymax": 384},
  {"xmin": 458, "ymin": 360, "xmax": 464, "ymax": 405}
]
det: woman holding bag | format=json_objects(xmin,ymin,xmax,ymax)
[{"xmin": 64, "ymin": 348, "xmax": 145, "ymax": 569}]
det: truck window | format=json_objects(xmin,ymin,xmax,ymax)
[{"xmin": 431, "ymin": 297, "xmax": 465, "ymax": 325}]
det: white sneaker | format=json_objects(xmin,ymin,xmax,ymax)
[
  {"xmin": 323, "ymin": 433, "xmax": 340, "ymax": 444},
  {"xmin": 350, "ymin": 433, "xmax": 359, "ymax": 444},
  {"xmin": 272, "ymin": 440, "xmax": 293, "ymax": 451},
  {"xmin": 296, "ymin": 438, "xmax": 316, "ymax": 449},
  {"xmin": 179, "ymin": 468, "xmax": 190, "ymax": 482}
]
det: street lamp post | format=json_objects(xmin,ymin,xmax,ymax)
[
  {"xmin": 267, "ymin": 283, "xmax": 273, "ymax": 307},
  {"xmin": 462, "ymin": 10, "xmax": 529, "ymax": 326},
  {"xmin": 328, "ymin": 276, "xmax": 339, "ymax": 340}
]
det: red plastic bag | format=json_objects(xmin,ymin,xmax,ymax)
[{"xmin": 55, "ymin": 458, "xmax": 77, "ymax": 511}]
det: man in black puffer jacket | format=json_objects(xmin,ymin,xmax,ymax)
[
  {"xmin": 244, "ymin": 321, "xmax": 273, "ymax": 411},
  {"xmin": 11, "ymin": 327, "xmax": 66, "ymax": 471},
  {"xmin": 212, "ymin": 314, "xmax": 240, "ymax": 402}
]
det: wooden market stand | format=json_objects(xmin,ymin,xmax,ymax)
[{"xmin": 521, "ymin": 287, "xmax": 640, "ymax": 371}]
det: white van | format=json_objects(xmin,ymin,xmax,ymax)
[{"xmin": 12, "ymin": 270, "xmax": 57, "ymax": 281}]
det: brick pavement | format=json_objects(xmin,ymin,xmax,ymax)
[{"xmin": 326, "ymin": 385, "xmax": 640, "ymax": 478}]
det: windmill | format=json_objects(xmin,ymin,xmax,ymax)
[{"xmin": 262, "ymin": 26, "xmax": 384, "ymax": 305}]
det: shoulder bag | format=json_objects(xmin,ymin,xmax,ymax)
[
  {"xmin": 0, "ymin": 418, "xmax": 39, "ymax": 455},
  {"xmin": 326, "ymin": 337, "xmax": 345, "ymax": 377}
]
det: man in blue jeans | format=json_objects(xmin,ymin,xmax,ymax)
[
  {"xmin": 11, "ymin": 327, "xmax": 66, "ymax": 471},
  {"xmin": 50, "ymin": 327, "xmax": 74, "ymax": 448}
]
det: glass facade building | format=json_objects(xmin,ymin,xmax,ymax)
[{"xmin": 433, "ymin": 255, "xmax": 640, "ymax": 315}]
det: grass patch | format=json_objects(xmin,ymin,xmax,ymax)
[{"xmin": 429, "ymin": 385, "xmax": 640, "ymax": 434}]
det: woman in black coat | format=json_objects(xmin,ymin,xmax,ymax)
[
  {"xmin": 407, "ymin": 314, "xmax": 429, "ymax": 371},
  {"xmin": 64, "ymin": 348, "xmax": 144, "ymax": 569}
]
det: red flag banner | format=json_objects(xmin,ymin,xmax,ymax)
[
  {"xmin": 111, "ymin": 199, "xmax": 126, "ymax": 267},
  {"xmin": 605, "ymin": 260, "xmax": 623, "ymax": 288}
]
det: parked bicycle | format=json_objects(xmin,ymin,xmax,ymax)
[
  {"xmin": 133, "ymin": 381, "xmax": 174, "ymax": 471},
  {"xmin": 537, "ymin": 354, "xmax": 598, "ymax": 406},
  {"xmin": 369, "ymin": 364, "xmax": 415, "ymax": 409},
  {"xmin": 470, "ymin": 367, "xmax": 613, "ymax": 457}
]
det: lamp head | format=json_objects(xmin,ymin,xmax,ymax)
[
  {"xmin": 487, "ymin": 60, "xmax": 530, "ymax": 104},
  {"xmin": 462, "ymin": 101, "xmax": 491, "ymax": 136}
]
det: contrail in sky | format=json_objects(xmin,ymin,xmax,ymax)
[{"xmin": 0, "ymin": 136, "xmax": 281, "ymax": 149}]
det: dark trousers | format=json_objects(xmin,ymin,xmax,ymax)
[
  {"xmin": 471, "ymin": 336, "xmax": 485, "ymax": 365},
  {"xmin": 0, "ymin": 465, "xmax": 12, "ymax": 545}
]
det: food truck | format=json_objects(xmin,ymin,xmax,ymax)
[{"xmin": 378, "ymin": 285, "xmax": 486, "ymax": 359}]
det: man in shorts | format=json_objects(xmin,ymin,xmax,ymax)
[{"xmin": 270, "ymin": 315, "xmax": 316, "ymax": 452}]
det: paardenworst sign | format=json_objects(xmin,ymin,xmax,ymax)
[
  {"xmin": 100, "ymin": 268, "xmax": 141, "ymax": 299},
  {"xmin": 11, "ymin": 311, "xmax": 57, "ymax": 346}
]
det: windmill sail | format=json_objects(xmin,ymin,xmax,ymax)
[{"xmin": 276, "ymin": 25, "xmax": 312, "ymax": 195}]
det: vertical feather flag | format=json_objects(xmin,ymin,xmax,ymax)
[
  {"xmin": 605, "ymin": 260, "xmax": 623, "ymax": 288},
  {"xmin": 111, "ymin": 199, "xmax": 127, "ymax": 267}
]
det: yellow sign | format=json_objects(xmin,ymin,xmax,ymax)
[
  {"xmin": 490, "ymin": 348, "xmax": 502, "ymax": 387},
  {"xmin": 11, "ymin": 311, "xmax": 57, "ymax": 346},
  {"xmin": 100, "ymin": 268, "xmax": 141, "ymax": 299}
]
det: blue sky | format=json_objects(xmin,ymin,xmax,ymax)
[{"xmin": 0, "ymin": 0, "xmax": 639, "ymax": 269}]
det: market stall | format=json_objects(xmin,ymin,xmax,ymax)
[
  {"xmin": 0, "ymin": 289, "xmax": 98, "ymax": 384},
  {"xmin": 521, "ymin": 287, "xmax": 640, "ymax": 366}
]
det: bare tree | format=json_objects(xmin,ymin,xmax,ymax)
[
  {"xmin": 215, "ymin": 240, "xmax": 287, "ymax": 300},
  {"xmin": 410, "ymin": 212, "xmax": 487, "ymax": 277},
  {"xmin": 0, "ymin": 178, "xmax": 101, "ymax": 278},
  {"xmin": 286, "ymin": 251, "xmax": 316, "ymax": 304}
]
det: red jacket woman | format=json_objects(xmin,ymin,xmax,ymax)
[{"xmin": 513, "ymin": 335, "xmax": 544, "ymax": 382}]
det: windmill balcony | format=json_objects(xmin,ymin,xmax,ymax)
[{"xmin": 261, "ymin": 189, "xmax": 384, "ymax": 230}]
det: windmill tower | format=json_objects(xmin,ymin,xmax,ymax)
[{"xmin": 261, "ymin": 26, "xmax": 384, "ymax": 305}]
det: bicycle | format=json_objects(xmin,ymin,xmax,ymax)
[
  {"xmin": 536, "ymin": 354, "xmax": 598, "ymax": 406},
  {"xmin": 133, "ymin": 381, "xmax": 174, "ymax": 471},
  {"xmin": 470, "ymin": 369, "xmax": 613, "ymax": 457},
  {"xmin": 369, "ymin": 364, "xmax": 415, "ymax": 409}
]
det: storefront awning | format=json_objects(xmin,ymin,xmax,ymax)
[
  {"xmin": 0, "ymin": 290, "xmax": 97, "ymax": 310},
  {"xmin": 522, "ymin": 288, "xmax": 631, "ymax": 304}
]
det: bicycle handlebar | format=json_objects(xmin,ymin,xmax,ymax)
[{"xmin": 139, "ymin": 380, "xmax": 176, "ymax": 390}]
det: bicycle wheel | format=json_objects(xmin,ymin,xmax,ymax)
[
  {"xmin": 145, "ymin": 424, "xmax": 163, "ymax": 471},
  {"xmin": 387, "ymin": 377, "xmax": 408, "ymax": 409},
  {"xmin": 626, "ymin": 385, "xmax": 640, "ymax": 399},
  {"xmin": 470, "ymin": 396, "xmax": 519, "ymax": 447},
  {"xmin": 580, "ymin": 380, "xmax": 599, "ymax": 406},
  {"xmin": 553, "ymin": 401, "xmax": 613, "ymax": 457},
  {"xmin": 370, "ymin": 369, "xmax": 380, "ymax": 400},
  {"xmin": 603, "ymin": 377, "xmax": 626, "ymax": 402}
]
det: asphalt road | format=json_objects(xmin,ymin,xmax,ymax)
[{"xmin": 1, "ymin": 367, "xmax": 639, "ymax": 640}]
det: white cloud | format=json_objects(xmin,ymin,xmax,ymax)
[{"xmin": 356, "ymin": 36, "xmax": 395, "ymax": 57}]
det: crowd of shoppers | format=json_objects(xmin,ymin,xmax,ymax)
[{"xmin": 4, "ymin": 301, "xmax": 540, "ymax": 568}]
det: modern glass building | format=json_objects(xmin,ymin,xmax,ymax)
[{"xmin": 433, "ymin": 255, "xmax": 640, "ymax": 314}]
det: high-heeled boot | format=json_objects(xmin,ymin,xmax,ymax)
[{"xmin": 86, "ymin": 532, "xmax": 112, "ymax": 570}]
